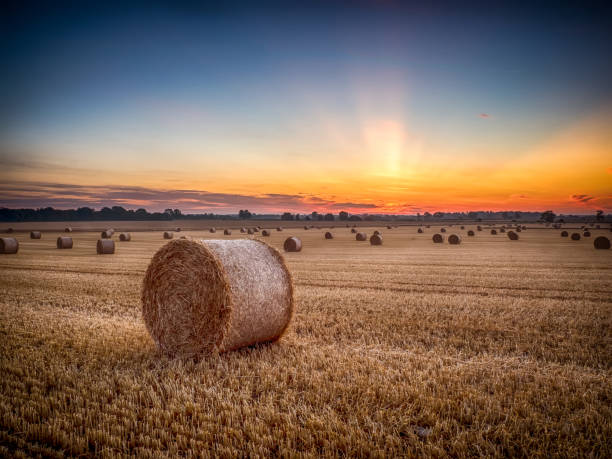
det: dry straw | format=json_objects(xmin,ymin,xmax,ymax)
[
  {"xmin": 325, "ymin": 232, "xmax": 333, "ymax": 239},
  {"xmin": 594, "ymin": 236, "xmax": 610, "ymax": 250},
  {"xmin": 448, "ymin": 234, "xmax": 461, "ymax": 245},
  {"xmin": 561, "ymin": 231, "xmax": 568, "ymax": 237},
  {"xmin": 141, "ymin": 239, "xmax": 293, "ymax": 357},
  {"xmin": 97, "ymin": 239, "xmax": 115, "ymax": 254},
  {"xmin": 30, "ymin": 231, "xmax": 42, "ymax": 239},
  {"xmin": 284, "ymin": 237, "xmax": 302, "ymax": 252},
  {"xmin": 0, "ymin": 237, "xmax": 19, "ymax": 254},
  {"xmin": 507, "ymin": 231, "xmax": 519, "ymax": 241},
  {"xmin": 224, "ymin": 229, "xmax": 232, "ymax": 235},
  {"xmin": 370, "ymin": 234, "xmax": 383, "ymax": 245},
  {"xmin": 432, "ymin": 234, "xmax": 444, "ymax": 243},
  {"xmin": 164, "ymin": 231, "xmax": 173, "ymax": 239},
  {"xmin": 571, "ymin": 233, "xmax": 581, "ymax": 241},
  {"xmin": 56, "ymin": 237, "xmax": 73, "ymax": 249},
  {"xmin": 356, "ymin": 232, "xmax": 367, "ymax": 241},
  {"xmin": 119, "ymin": 233, "xmax": 131, "ymax": 241}
]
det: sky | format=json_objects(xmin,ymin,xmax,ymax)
[{"xmin": 1, "ymin": 1, "xmax": 611, "ymax": 214}]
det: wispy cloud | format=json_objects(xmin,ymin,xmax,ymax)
[
  {"xmin": 478, "ymin": 113, "xmax": 490, "ymax": 118},
  {"xmin": 570, "ymin": 194, "xmax": 595, "ymax": 203}
]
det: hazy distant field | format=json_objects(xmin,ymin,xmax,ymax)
[{"xmin": 1, "ymin": 224, "xmax": 610, "ymax": 457}]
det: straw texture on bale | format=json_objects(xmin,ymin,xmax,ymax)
[
  {"xmin": 119, "ymin": 233, "xmax": 131, "ymax": 241},
  {"xmin": 432, "ymin": 234, "xmax": 444, "ymax": 243},
  {"xmin": 448, "ymin": 234, "xmax": 461, "ymax": 245},
  {"xmin": 97, "ymin": 239, "xmax": 115, "ymax": 254},
  {"xmin": 262, "ymin": 230, "xmax": 270, "ymax": 236},
  {"xmin": 65, "ymin": 227, "xmax": 72, "ymax": 233},
  {"xmin": 210, "ymin": 228, "xmax": 216, "ymax": 233},
  {"xmin": 101, "ymin": 230, "xmax": 114, "ymax": 239},
  {"xmin": 0, "ymin": 237, "xmax": 19, "ymax": 254},
  {"xmin": 164, "ymin": 231, "xmax": 173, "ymax": 239},
  {"xmin": 417, "ymin": 228, "xmax": 423, "ymax": 233},
  {"xmin": 507, "ymin": 231, "xmax": 519, "ymax": 240},
  {"xmin": 224, "ymin": 229, "xmax": 232, "ymax": 235},
  {"xmin": 594, "ymin": 236, "xmax": 610, "ymax": 250},
  {"xmin": 56, "ymin": 237, "xmax": 73, "ymax": 249},
  {"xmin": 142, "ymin": 239, "xmax": 293, "ymax": 357},
  {"xmin": 440, "ymin": 228, "xmax": 446, "ymax": 233},
  {"xmin": 30, "ymin": 231, "xmax": 42, "ymax": 239},
  {"xmin": 351, "ymin": 228, "xmax": 357, "ymax": 233},
  {"xmin": 561, "ymin": 231, "xmax": 568, "ymax": 237},
  {"xmin": 283, "ymin": 237, "xmax": 302, "ymax": 252},
  {"xmin": 356, "ymin": 232, "xmax": 367, "ymax": 241},
  {"xmin": 325, "ymin": 232, "xmax": 333, "ymax": 239},
  {"xmin": 370, "ymin": 234, "xmax": 383, "ymax": 245},
  {"xmin": 571, "ymin": 233, "xmax": 581, "ymax": 241},
  {"xmin": 491, "ymin": 229, "xmax": 497, "ymax": 235},
  {"xmin": 467, "ymin": 230, "xmax": 475, "ymax": 236},
  {"xmin": 583, "ymin": 231, "xmax": 591, "ymax": 237}
]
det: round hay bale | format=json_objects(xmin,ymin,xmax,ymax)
[
  {"xmin": 276, "ymin": 227, "xmax": 283, "ymax": 231},
  {"xmin": 593, "ymin": 236, "xmax": 610, "ymax": 250},
  {"xmin": 561, "ymin": 231, "xmax": 568, "ymax": 237},
  {"xmin": 284, "ymin": 236, "xmax": 302, "ymax": 252},
  {"xmin": 252, "ymin": 228, "xmax": 260, "ymax": 233},
  {"xmin": 373, "ymin": 230, "xmax": 381, "ymax": 236},
  {"xmin": 440, "ymin": 228, "xmax": 446, "ymax": 233},
  {"xmin": 101, "ymin": 229, "xmax": 114, "ymax": 239},
  {"xmin": 97, "ymin": 239, "xmax": 115, "ymax": 254},
  {"xmin": 56, "ymin": 236, "xmax": 73, "ymax": 249},
  {"xmin": 351, "ymin": 228, "xmax": 357, "ymax": 233},
  {"xmin": 426, "ymin": 225, "xmax": 430, "ymax": 228},
  {"xmin": 142, "ymin": 239, "xmax": 293, "ymax": 357},
  {"xmin": 417, "ymin": 228, "xmax": 423, "ymax": 233},
  {"xmin": 467, "ymin": 230, "xmax": 475, "ymax": 236},
  {"xmin": 448, "ymin": 234, "xmax": 461, "ymax": 245},
  {"xmin": 521, "ymin": 225, "xmax": 527, "ymax": 230},
  {"xmin": 262, "ymin": 230, "xmax": 270, "ymax": 237},
  {"xmin": 0, "ymin": 237, "xmax": 19, "ymax": 254},
  {"xmin": 324, "ymin": 232, "xmax": 333, "ymax": 239},
  {"xmin": 304, "ymin": 226, "xmax": 309, "ymax": 230},
  {"xmin": 356, "ymin": 232, "xmax": 367, "ymax": 241},
  {"xmin": 6, "ymin": 228, "xmax": 14, "ymax": 234},
  {"xmin": 65, "ymin": 227, "xmax": 72, "ymax": 233},
  {"xmin": 491, "ymin": 229, "xmax": 497, "ymax": 235},
  {"xmin": 370, "ymin": 234, "xmax": 383, "ymax": 245},
  {"xmin": 571, "ymin": 233, "xmax": 581, "ymax": 241},
  {"xmin": 119, "ymin": 233, "xmax": 131, "ymax": 241},
  {"xmin": 516, "ymin": 227, "xmax": 522, "ymax": 233},
  {"xmin": 247, "ymin": 228, "xmax": 254, "ymax": 235},
  {"xmin": 176, "ymin": 227, "xmax": 181, "ymax": 232},
  {"xmin": 224, "ymin": 229, "xmax": 232, "ymax": 235},
  {"xmin": 507, "ymin": 231, "xmax": 519, "ymax": 240},
  {"xmin": 386, "ymin": 225, "xmax": 392, "ymax": 229},
  {"xmin": 596, "ymin": 225, "xmax": 601, "ymax": 229},
  {"xmin": 164, "ymin": 231, "xmax": 173, "ymax": 239},
  {"xmin": 583, "ymin": 231, "xmax": 591, "ymax": 237},
  {"xmin": 209, "ymin": 228, "xmax": 216, "ymax": 233},
  {"xmin": 477, "ymin": 226, "xmax": 482, "ymax": 231},
  {"xmin": 240, "ymin": 227, "xmax": 247, "ymax": 233},
  {"xmin": 30, "ymin": 231, "xmax": 42, "ymax": 239},
  {"xmin": 500, "ymin": 228, "xmax": 506, "ymax": 233},
  {"xmin": 432, "ymin": 234, "xmax": 444, "ymax": 243},
  {"xmin": 460, "ymin": 226, "xmax": 465, "ymax": 230}
]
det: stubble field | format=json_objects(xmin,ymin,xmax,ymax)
[{"xmin": 0, "ymin": 223, "xmax": 611, "ymax": 457}]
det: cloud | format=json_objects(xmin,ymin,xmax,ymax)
[
  {"xmin": 570, "ymin": 194, "xmax": 595, "ymax": 203},
  {"xmin": 478, "ymin": 113, "xmax": 490, "ymax": 118}
]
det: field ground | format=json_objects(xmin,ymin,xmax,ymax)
[{"xmin": 1, "ymin": 224, "xmax": 611, "ymax": 457}]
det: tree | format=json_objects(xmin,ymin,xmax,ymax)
[
  {"xmin": 596, "ymin": 210, "xmax": 604, "ymax": 222},
  {"xmin": 281, "ymin": 212, "xmax": 294, "ymax": 221},
  {"xmin": 324, "ymin": 213, "xmax": 334, "ymax": 221},
  {"xmin": 238, "ymin": 209, "xmax": 252, "ymax": 219},
  {"xmin": 338, "ymin": 211, "xmax": 348, "ymax": 221},
  {"xmin": 541, "ymin": 210, "xmax": 556, "ymax": 223}
]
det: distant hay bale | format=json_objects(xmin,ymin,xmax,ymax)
[
  {"xmin": 56, "ymin": 236, "xmax": 73, "ymax": 249},
  {"xmin": 6, "ymin": 228, "xmax": 14, "ymax": 234},
  {"xmin": 247, "ymin": 228, "xmax": 254, "ymax": 235},
  {"xmin": 561, "ymin": 231, "xmax": 568, "ymax": 237},
  {"xmin": 432, "ymin": 234, "xmax": 444, "ymax": 243},
  {"xmin": 516, "ymin": 227, "xmax": 522, "ymax": 233},
  {"xmin": 356, "ymin": 232, "xmax": 367, "ymax": 241},
  {"xmin": 500, "ymin": 228, "xmax": 506, "ymax": 233},
  {"xmin": 224, "ymin": 229, "xmax": 232, "ymax": 235},
  {"xmin": 440, "ymin": 228, "xmax": 446, "ymax": 233},
  {"xmin": 460, "ymin": 226, "xmax": 465, "ymax": 230},
  {"xmin": 141, "ymin": 238, "xmax": 293, "ymax": 357},
  {"xmin": 252, "ymin": 228, "xmax": 260, "ymax": 233},
  {"xmin": 97, "ymin": 239, "xmax": 115, "ymax": 254},
  {"xmin": 387, "ymin": 225, "xmax": 392, "ymax": 229},
  {"xmin": 521, "ymin": 225, "xmax": 527, "ymax": 230},
  {"xmin": 277, "ymin": 227, "xmax": 283, "ymax": 231},
  {"xmin": 491, "ymin": 229, "xmax": 497, "ymax": 235},
  {"xmin": 477, "ymin": 226, "xmax": 482, "ymax": 231},
  {"xmin": 0, "ymin": 237, "xmax": 19, "ymax": 254},
  {"xmin": 594, "ymin": 236, "xmax": 610, "ymax": 250},
  {"xmin": 507, "ymin": 231, "xmax": 519, "ymax": 240},
  {"xmin": 176, "ymin": 227, "xmax": 181, "ymax": 232},
  {"xmin": 325, "ymin": 232, "xmax": 333, "ymax": 239},
  {"xmin": 240, "ymin": 227, "xmax": 247, "ymax": 233},
  {"xmin": 448, "ymin": 234, "xmax": 461, "ymax": 245},
  {"xmin": 209, "ymin": 228, "xmax": 216, "ymax": 233},
  {"xmin": 373, "ymin": 230, "xmax": 381, "ymax": 236},
  {"xmin": 30, "ymin": 231, "xmax": 42, "ymax": 239},
  {"xmin": 596, "ymin": 225, "xmax": 601, "ymax": 229},
  {"xmin": 370, "ymin": 234, "xmax": 383, "ymax": 245},
  {"xmin": 583, "ymin": 231, "xmax": 591, "ymax": 237},
  {"xmin": 571, "ymin": 233, "xmax": 581, "ymax": 241},
  {"xmin": 417, "ymin": 228, "xmax": 423, "ymax": 233},
  {"xmin": 164, "ymin": 231, "xmax": 173, "ymax": 239},
  {"xmin": 304, "ymin": 226, "xmax": 309, "ymax": 230},
  {"xmin": 467, "ymin": 230, "xmax": 475, "ymax": 236},
  {"xmin": 262, "ymin": 230, "xmax": 270, "ymax": 236},
  {"xmin": 65, "ymin": 227, "xmax": 72, "ymax": 233},
  {"xmin": 351, "ymin": 228, "xmax": 357, "ymax": 233},
  {"xmin": 284, "ymin": 236, "xmax": 302, "ymax": 252},
  {"xmin": 119, "ymin": 233, "xmax": 131, "ymax": 241},
  {"xmin": 101, "ymin": 229, "xmax": 114, "ymax": 239}
]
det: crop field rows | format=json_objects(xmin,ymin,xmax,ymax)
[{"xmin": 1, "ymin": 224, "xmax": 611, "ymax": 457}]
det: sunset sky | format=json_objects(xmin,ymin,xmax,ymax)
[{"xmin": 1, "ymin": 2, "xmax": 611, "ymax": 214}]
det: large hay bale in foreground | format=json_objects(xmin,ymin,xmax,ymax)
[
  {"xmin": 467, "ymin": 230, "xmax": 475, "ymax": 236},
  {"xmin": 224, "ymin": 229, "xmax": 232, "ymax": 235},
  {"xmin": 325, "ymin": 232, "xmax": 333, "ymax": 239},
  {"xmin": 571, "ymin": 233, "xmax": 581, "ymax": 241},
  {"xmin": 594, "ymin": 236, "xmax": 610, "ymax": 250},
  {"xmin": 432, "ymin": 234, "xmax": 444, "ymax": 243},
  {"xmin": 30, "ymin": 231, "xmax": 42, "ymax": 239},
  {"xmin": 101, "ymin": 229, "xmax": 114, "ymax": 239},
  {"xmin": 417, "ymin": 228, "xmax": 423, "ymax": 233},
  {"xmin": 507, "ymin": 231, "xmax": 519, "ymax": 240},
  {"xmin": 97, "ymin": 239, "xmax": 115, "ymax": 254},
  {"xmin": 561, "ymin": 231, "xmax": 568, "ymax": 237},
  {"xmin": 356, "ymin": 232, "xmax": 367, "ymax": 241},
  {"xmin": 448, "ymin": 234, "xmax": 461, "ymax": 245},
  {"xmin": 164, "ymin": 231, "xmax": 173, "ymax": 239},
  {"xmin": 119, "ymin": 233, "xmax": 131, "ymax": 241},
  {"xmin": 583, "ymin": 231, "xmax": 591, "ymax": 237},
  {"xmin": 0, "ymin": 237, "xmax": 19, "ymax": 254},
  {"xmin": 142, "ymin": 239, "xmax": 293, "ymax": 357},
  {"xmin": 284, "ymin": 237, "xmax": 302, "ymax": 252},
  {"xmin": 56, "ymin": 237, "xmax": 73, "ymax": 249},
  {"xmin": 262, "ymin": 230, "xmax": 270, "ymax": 236},
  {"xmin": 370, "ymin": 234, "xmax": 383, "ymax": 245}
]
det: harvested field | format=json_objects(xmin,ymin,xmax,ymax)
[{"xmin": 0, "ymin": 223, "xmax": 610, "ymax": 457}]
